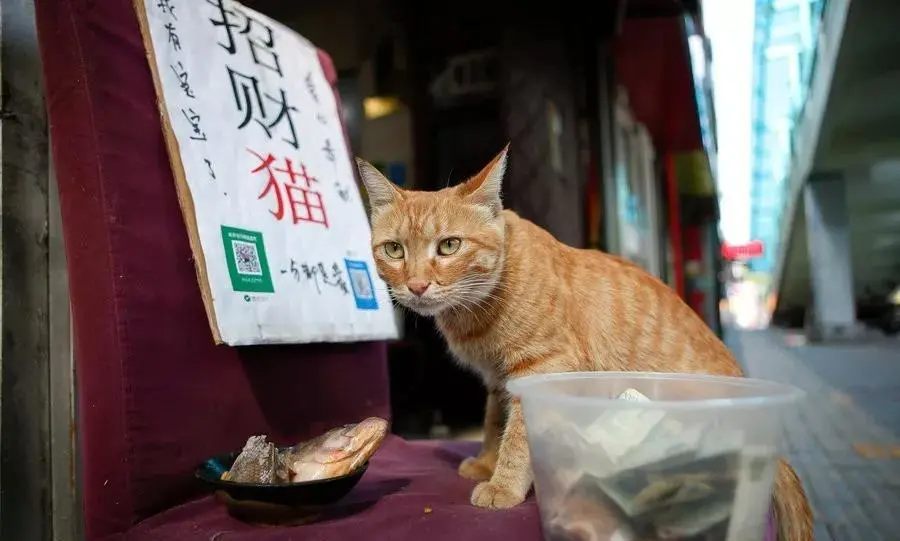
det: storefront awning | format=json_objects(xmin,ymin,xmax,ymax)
[{"xmin": 613, "ymin": 16, "xmax": 704, "ymax": 155}]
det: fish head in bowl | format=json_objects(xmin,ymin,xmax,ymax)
[{"xmin": 195, "ymin": 450, "xmax": 369, "ymax": 508}]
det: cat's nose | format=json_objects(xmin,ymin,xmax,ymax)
[{"xmin": 407, "ymin": 279, "xmax": 431, "ymax": 296}]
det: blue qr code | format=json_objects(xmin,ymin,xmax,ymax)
[{"xmin": 344, "ymin": 259, "xmax": 378, "ymax": 310}]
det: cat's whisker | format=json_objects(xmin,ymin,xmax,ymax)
[
  {"xmin": 453, "ymin": 301, "xmax": 485, "ymax": 324},
  {"xmin": 453, "ymin": 296, "xmax": 480, "ymax": 317},
  {"xmin": 451, "ymin": 285, "xmax": 507, "ymax": 305},
  {"xmin": 449, "ymin": 295, "xmax": 493, "ymax": 320},
  {"xmin": 456, "ymin": 301, "xmax": 489, "ymax": 321},
  {"xmin": 451, "ymin": 277, "xmax": 511, "ymax": 295}
]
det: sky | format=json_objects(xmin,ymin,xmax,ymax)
[{"xmin": 703, "ymin": 0, "xmax": 756, "ymax": 244}]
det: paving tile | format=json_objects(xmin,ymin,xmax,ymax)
[
  {"xmin": 729, "ymin": 329, "xmax": 900, "ymax": 538},
  {"xmin": 813, "ymin": 521, "xmax": 834, "ymax": 541}
]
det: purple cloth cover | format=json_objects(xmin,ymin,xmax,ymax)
[
  {"xmin": 765, "ymin": 507, "xmax": 778, "ymax": 541},
  {"xmin": 128, "ymin": 437, "xmax": 542, "ymax": 540}
]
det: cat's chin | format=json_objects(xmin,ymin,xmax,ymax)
[
  {"xmin": 395, "ymin": 297, "xmax": 448, "ymax": 317},
  {"xmin": 410, "ymin": 305, "xmax": 447, "ymax": 317}
]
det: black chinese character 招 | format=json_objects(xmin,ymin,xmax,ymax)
[{"xmin": 207, "ymin": 0, "xmax": 282, "ymax": 76}]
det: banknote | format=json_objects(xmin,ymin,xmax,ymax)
[
  {"xmin": 540, "ymin": 389, "xmax": 749, "ymax": 540},
  {"xmin": 549, "ymin": 462, "xmax": 739, "ymax": 540},
  {"xmin": 597, "ymin": 451, "xmax": 741, "ymax": 518}
]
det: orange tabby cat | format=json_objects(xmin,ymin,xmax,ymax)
[{"xmin": 356, "ymin": 146, "xmax": 812, "ymax": 541}]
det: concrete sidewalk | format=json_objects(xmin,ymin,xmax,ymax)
[{"xmin": 727, "ymin": 329, "xmax": 900, "ymax": 541}]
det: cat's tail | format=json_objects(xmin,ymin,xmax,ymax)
[{"xmin": 773, "ymin": 460, "xmax": 813, "ymax": 541}]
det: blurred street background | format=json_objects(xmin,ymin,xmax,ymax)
[{"xmin": 728, "ymin": 327, "xmax": 899, "ymax": 540}]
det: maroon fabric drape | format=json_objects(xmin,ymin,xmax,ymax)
[{"xmin": 35, "ymin": 0, "xmax": 390, "ymax": 537}]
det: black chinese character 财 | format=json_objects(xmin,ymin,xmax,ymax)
[
  {"xmin": 181, "ymin": 108, "xmax": 207, "ymax": 141},
  {"xmin": 228, "ymin": 67, "xmax": 299, "ymax": 149},
  {"xmin": 207, "ymin": 0, "xmax": 282, "ymax": 76},
  {"xmin": 170, "ymin": 62, "xmax": 195, "ymax": 99}
]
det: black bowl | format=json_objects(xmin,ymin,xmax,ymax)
[{"xmin": 195, "ymin": 451, "xmax": 369, "ymax": 507}]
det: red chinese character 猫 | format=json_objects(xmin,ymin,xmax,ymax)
[{"xmin": 248, "ymin": 149, "xmax": 329, "ymax": 228}]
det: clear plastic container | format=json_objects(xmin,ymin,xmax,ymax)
[{"xmin": 506, "ymin": 372, "xmax": 804, "ymax": 541}]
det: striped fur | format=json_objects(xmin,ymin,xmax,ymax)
[{"xmin": 357, "ymin": 148, "xmax": 812, "ymax": 540}]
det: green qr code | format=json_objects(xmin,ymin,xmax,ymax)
[{"xmin": 221, "ymin": 225, "xmax": 274, "ymax": 293}]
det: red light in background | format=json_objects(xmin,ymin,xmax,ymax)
[{"xmin": 721, "ymin": 240, "xmax": 764, "ymax": 260}]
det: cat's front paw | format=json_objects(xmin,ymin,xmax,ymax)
[
  {"xmin": 458, "ymin": 456, "xmax": 494, "ymax": 481},
  {"xmin": 470, "ymin": 481, "xmax": 526, "ymax": 509}
]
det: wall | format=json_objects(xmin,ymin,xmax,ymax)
[
  {"xmin": 285, "ymin": 1, "xmax": 415, "ymax": 187},
  {"xmin": 0, "ymin": 0, "xmax": 78, "ymax": 538},
  {"xmin": 499, "ymin": 24, "xmax": 586, "ymax": 247},
  {"xmin": 357, "ymin": 62, "xmax": 416, "ymax": 188}
]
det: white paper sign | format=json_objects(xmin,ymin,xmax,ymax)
[{"xmin": 135, "ymin": 0, "xmax": 399, "ymax": 345}]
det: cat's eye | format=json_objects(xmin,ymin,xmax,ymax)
[
  {"xmin": 437, "ymin": 237, "xmax": 462, "ymax": 256},
  {"xmin": 383, "ymin": 242, "xmax": 405, "ymax": 260}
]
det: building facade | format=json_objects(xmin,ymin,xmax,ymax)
[{"xmin": 749, "ymin": 0, "xmax": 822, "ymax": 274}]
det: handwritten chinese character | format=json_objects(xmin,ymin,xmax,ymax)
[
  {"xmin": 170, "ymin": 62, "xmax": 195, "ymax": 99},
  {"xmin": 181, "ymin": 108, "xmax": 207, "ymax": 141},
  {"xmin": 322, "ymin": 262, "xmax": 349, "ymax": 294},
  {"xmin": 286, "ymin": 261, "xmax": 347, "ymax": 294},
  {"xmin": 322, "ymin": 139, "xmax": 336, "ymax": 162},
  {"xmin": 304, "ymin": 73, "xmax": 319, "ymax": 103},
  {"xmin": 204, "ymin": 158, "xmax": 216, "ymax": 179},
  {"xmin": 164, "ymin": 22, "xmax": 181, "ymax": 51},
  {"xmin": 248, "ymin": 149, "xmax": 329, "ymax": 228},
  {"xmin": 300, "ymin": 262, "xmax": 322, "ymax": 293},
  {"xmin": 228, "ymin": 68, "xmax": 300, "ymax": 149},
  {"xmin": 157, "ymin": 0, "xmax": 177, "ymax": 19},
  {"xmin": 207, "ymin": 0, "xmax": 282, "ymax": 76},
  {"xmin": 281, "ymin": 259, "xmax": 302, "ymax": 281},
  {"xmin": 335, "ymin": 182, "xmax": 351, "ymax": 202}
]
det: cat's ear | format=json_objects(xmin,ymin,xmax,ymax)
[
  {"xmin": 356, "ymin": 158, "xmax": 403, "ymax": 212},
  {"xmin": 459, "ymin": 144, "xmax": 508, "ymax": 216}
]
